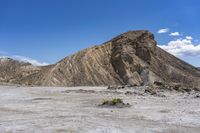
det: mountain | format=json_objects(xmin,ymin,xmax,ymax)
[
  {"xmin": 0, "ymin": 30, "xmax": 200, "ymax": 88},
  {"xmin": 0, "ymin": 58, "xmax": 35, "ymax": 84},
  {"xmin": 0, "ymin": 58, "xmax": 52, "ymax": 85}
]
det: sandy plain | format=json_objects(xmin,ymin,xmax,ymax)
[{"xmin": 0, "ymin": 86, "xmax": 200, "ymax": 133}]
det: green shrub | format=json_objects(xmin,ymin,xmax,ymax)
[{"xmin": 102, "ymin": 98, "xmax": 123, "ymax": 105}]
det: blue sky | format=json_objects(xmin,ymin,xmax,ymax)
[{"xmin": 0, "ymin": 0, "xmax": 200, "ymax": 66}]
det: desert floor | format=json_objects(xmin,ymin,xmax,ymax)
[{"xmin": 0, "ymin": 86, "xmax": 200, "ymax": 133}]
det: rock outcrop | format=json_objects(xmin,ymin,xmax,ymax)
[{"xmin": 0, "ymin": 30, "xmax": 200, "ymax": 88}]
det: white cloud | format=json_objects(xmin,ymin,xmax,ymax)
[
  {"xmin": 169, "ymin": 32, "xmax": 180, "ymax": 36},
  {"xmin": 158, "ymin": 36, "xmax": 200, "ymax": 56},
  {"xmin": 186, "ymin": 36, "xmax": 193, "ymax": 40},
  {"xmin": 13, "ymin": 56, "xmax": 49, "ymax": 66},
  {"xmin": 157, "ymin": 28, "xmax": 169, "ymax": 34},
  {"xmin": 0, "ymin": 53, "xmax": 49, "ymax": 66},
  {"xmin": 0, "ymin": 56, "xmax": 9, "ymax": 59}
]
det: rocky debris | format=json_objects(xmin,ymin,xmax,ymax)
[
  {"xmin": 144, "ymin": 87, "xmax": 157, "ymax": 95},
  {"xmin": 194, "ymin": 87, "xmax": 200, "ymax": 91},
  {"xmin": 62, "ymin": 89, "xmax": 122, "ymax": 95},
  {"xmin": 107, "ymin": 84, "xmax": 137, "ymax": 90},
  {"xmin": 107, "ymin": 85, "xmax": 125, "ymax": 90},
  {"xmin": 124, "ymin": 91, "xmax": 134, "ymax": 95},
  {"xmin": 153, "ymin": 81, "xmax": 164, "ymax": 86},
  {"xmin": 63, "ymin": 89, "xmax": 96, "ymax": 94},
  {"xmin": 143, "ymin": 87, "xmax": 165, "ymax": 97},
  {"xmin": 151, "ymin": 81, "xmax": 199, "ymax": 93},
  {"xmin": 106, "ymin": 85, "xmax": 167, "ymax": 97},
  {"xmin": 0, "ymin": 30, "xmax": 200, "ymax": 90},
  {"xmin": 194, "ymin": 93, "xmax": 200, "ymax": 98}
]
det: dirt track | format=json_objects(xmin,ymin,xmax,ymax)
[{"xmin": 0, "ymin": 86, "xmax": 200, "ymax": 133}]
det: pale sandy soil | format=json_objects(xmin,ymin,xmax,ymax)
[{"xmin": 0, "ymin": 86, "xmax": 200, "ymax": 133}]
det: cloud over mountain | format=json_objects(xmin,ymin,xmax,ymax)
[
  {"xmin": 13, "ymin": 56, "xmax": 49, "ymax": 66},
  {"xmin": 0, "ymin": 53, "xmax": 48, "ymax": 66}
]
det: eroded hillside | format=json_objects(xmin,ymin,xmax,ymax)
[{"xmin": 0, "ymin": 30, "xmax": 200, "ymax": 88}]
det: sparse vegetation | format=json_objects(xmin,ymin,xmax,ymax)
[
  {"xmin": 102, "ymin": 98, "xmax": 123, "ymax": 105},
  {"xmin": 99, "ymin": 98, "xmax": 130, "ymax": 108}
]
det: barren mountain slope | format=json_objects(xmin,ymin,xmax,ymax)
[
  {"xmin": 0, "ymin": 30, "xmax": 199, "ymax": 88},
  {"xmin": 0, "ymin": 58, "xmax": 37, "ymax": 84},
  {"xmin": 0, "ymin": 58, "xmax": 53, "ymax": 85},
  {"xmin": 41, "ymin": 30, "xmax": 200, "ymax": 88}
]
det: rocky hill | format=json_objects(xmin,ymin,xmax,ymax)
[
  {"xmin": 0, "ymin": 30, "xmax": 200, "ymax": 89},
  {"xmin": 0, "ymin": 58, "xmax": 52, "ymax": 85},
  {"xmin": 0, "ymin": 58, "xmax": 35, "ymax": 84}
]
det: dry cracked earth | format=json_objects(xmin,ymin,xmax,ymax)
[{"xmin": 0, "ymin": 86, "xmax": 200, "ymax": 133}]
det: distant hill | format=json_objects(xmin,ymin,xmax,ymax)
[
  {"xmin": 0, "ymin": 30, "xmax": 200, "ymax": 89},
  {"xmin": 0, "ymin": 58, "xmax": 52, "ymax": 85}
]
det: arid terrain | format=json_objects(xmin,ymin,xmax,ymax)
[
  {"xmin": 0, "ymin": 85, "xmax": 200, "ymax": 133},
  {"xmin": 0, "ymin": 30, "xmax": 199, "ymax": 133},
  {"xmin": 1, "ymin": 0, "xmax": 200, "ymax": 132}
]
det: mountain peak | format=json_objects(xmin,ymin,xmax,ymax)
[
  {"xmin": 0, "ymin": 30, "xmax": 199, "ymax": 89},
  {"xmin": 113, "ymin": 30, "xmax": 154, "ymax": 41}
]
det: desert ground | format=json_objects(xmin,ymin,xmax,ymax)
[{"xmin": 0, "ymin": 86, "xmax": 200, "ymax": 133}]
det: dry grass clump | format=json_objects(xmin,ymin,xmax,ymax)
[
  {"xmin": 99, "ymin": 98, "xmax": 130, "ymax": 108},
  {"xmin": 102, "ymin": 98, "xmax": 123, "ymax": 105}
]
